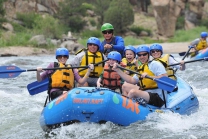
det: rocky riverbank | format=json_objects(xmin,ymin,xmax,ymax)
[{"xmin": 0, "ymin": 42, "xmax": 190, "ymax": 57}]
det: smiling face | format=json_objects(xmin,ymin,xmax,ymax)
[
  {"xmin": 125, "ymin": 50, "xmax": 135, "ymax": 62},
  {"xmin": 137, "ymin": 52, "xmax": 149, "ymax": 64},
  {"xmin": 102, "ymin": 30, "xmax": 113, "ymax": 41},
  {"xmin": 108, "ymin": 59, "xmax": 117, "ymax": 66},
  {"xmin": 57, "ymin": 55, "xmax": 68, "ymax": 64},
  {"xmin": 88, "ymin": 43, "xmax": 99, "ymax": 53},
  {"xmin": 150, "ymin": 49, "xmax": 162, "ymax": 59}
]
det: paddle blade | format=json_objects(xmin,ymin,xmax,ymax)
[
  {"xmin": 154, "ymin": 76, "xmax": 177, "ymax": 92},
  {"xmin": 178, "ymin": 52, "xmax": 186, "ymax": 56},
  {"xmin": 0, "ymin": 66, "xmax": 23, "ymax": 78},
  {"xmin": 27, "ymin": 78, "xmax": 49, "ymax": 95}
]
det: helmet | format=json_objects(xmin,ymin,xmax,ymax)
[
  {"xmin": 107, "ymin": 51, "xmax": 122, "ymax": 62},
  {"xmin": 101, "ymin": 23, "xmax": 114, "ymax": 32},
  {"xmin": 124, "ymin": 45, "xmax": 136, "ymax": 57},
  {"xmin": 149, "ymin": 43, "xmax": 163, "ymax": 55},
  {"xmin": 56, "ymin": 48, "xmax": 69, "ymax": 59},
  {"xmin": 87, "ymin": 37, "xmax": 101, "ymax": 50},
  {"xmin": 136, "ymin": 45, "xmax": 150, "ymax": 54},
  {"xmin": 201, "ymin": 32, "xmax": 208, "ymax": 38}
]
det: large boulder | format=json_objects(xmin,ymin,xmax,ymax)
[{"xmin": 150, "ymin": 0, "xmax": 185, "ymax": 37}]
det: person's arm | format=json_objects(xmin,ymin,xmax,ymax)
[
  {"xmin": 68, "ymin": 52, "xmax": 84, "ymax": 66},
  {"xmin": 36, "ymin": 63, "xmax": 54, "ymax": 82},
  {"xmin": 190, "ymin": 38, "xmax": 200, "ymax": 50},
  {"xmin": 112, "ymin": 63, "xmax": 137, "ymax": 84},
  {"xmin": 112, "ymin": 36, "xmax": 125, "ymax": 52},
  {"xmin": 148, "ymin": 61, "xmax": 168, "ymax": 79},
  {"xmin": 77, "ymin": 64, "xmax": 94, "ymax": 85},
  {"xmin": 96, "ymin": 77, "xmax": 102, "ymax": 88},
  {"xmin": 168, "ymin": 56, "xmax": 185, "ymax": 71}
]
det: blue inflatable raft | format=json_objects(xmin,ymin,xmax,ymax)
[
  {"xmin": 195, "ymin": 47, "xmax": 208, "ymax": 59},
  {"xmin": 39, "ymin": 76, "xmax": 199, "ymax": 132}
]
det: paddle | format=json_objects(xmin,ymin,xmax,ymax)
[
  {"xmin": 118, "ymin": 66, "xmax": 177, "ymax": 92},
  {"xmin": 178, "ymin": 46, "xmax": 194, "ymax": 57},
  {"xmin": 0, "ymin": 65, "xmax": 91, "ymax": 79},
  {"xmin": 169, "ymin": 57, "xmax": 208, "ymax": 66},
  {"xmin": 79, "ymin": 59, "xmax": 108, "ymax": 72},
  {"xmin": 27, "ymin": 78, "xmax": 49, "ymax": 95},
  {"xmin": 27, "ymin": 59, "xmax": 108, "ymax": 95}
]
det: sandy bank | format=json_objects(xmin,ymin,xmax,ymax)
[{"xmin": 0, "ymin": 42, "xmax": 190, "ymax": 56}]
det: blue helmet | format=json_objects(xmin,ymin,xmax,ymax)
[
  {"xmin": 87, "ymin": 37, "xmax": 101, "ymax": 50},
  {"xmin": 136, "ymin": 45, "xmax": 150, "ymax": 54},
  {"xmin": 149, "ymin": 43, "xmax": 163, "ymax": 55},
  {"xmin": 124, "ymin": 45, "xmax": 136, "ymax": 57},
  {"xmin": 107, "ymin": 51, "xmax": 122, "ymax": 62},
  {"xmin": 56, "ymin": 48, "xmax": 69, "ymax": 59},
  {"xmin": 201, "ymin": 32, "xmax": 208, "ymax": 38}
]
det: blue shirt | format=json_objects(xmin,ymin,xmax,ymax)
[{"xmin": 100, "ymin": 36, "xmax": 125, "ymax": 57}]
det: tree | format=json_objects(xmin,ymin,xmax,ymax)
[
  {"xmin": 0, "ymin": 0, "xmax": 5, "ymax": 17},
  {"xmin": 56, "ymin": 0, "xmax": 87, "ymax": 32},
  {"xmin": 104, "ymin": 0, "xmax": 134, "ymax": 34},
  {"xmin": 92, "ymin": 0, "xmax": 111, "ymax": 27}
]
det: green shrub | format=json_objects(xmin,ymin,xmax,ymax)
[
  {"xmin": 104, "ymin": 0, "xmax": 134, "ymax": 34},
  {"xmin": 82, "ymin": 3, "xmax": 94, "ymax": 10},
  {"xmin": 89, "ymin": 19, "xmax": 96, "ymax": 26},
  {"xmin": 33, "ymin": 15, "xmax": 67, "ymax": 39},
  {"xmin": 0, "ymin": 32, "xmax": 33, "ymax": 47},
  {"xmin": 81, "ymin": 30, "xmax": 102, "ymax": 38},
  {"xmin": 16, "ymin": 12, "xmax": 40, "ymax": 29},
  {"xmin": 200, "ymin": 18, "xmax": 208, "ymax": 29},
  {"xmin": 12, "ymin": 22, "xmax": 27, "ymax": 32},
  {"xmin": 130, "ymin": 26, "xmax": 151, "ymax": 36},
  {"xmin": 169, "ymin": 26, "xmax": 207, "ymax": 42},
  {"xmin": 176, "ymin": 15, "xmax": 185, "ymax": 30}
]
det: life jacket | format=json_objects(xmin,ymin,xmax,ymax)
[
  {"xmin": 121, "ymin": 58, "xmax": 137, "ymax": 76},
  {"xmin": 153, "ymin": 54, "xmax": 176, "ymax": 80},
  {"xmin": 137, "ymin": 62, "xmax": 158, "ymax": 90},
  {"xmin": 195, "ymin": 39, "xmax": 207, "ymax": 51},
  {"xmin": 49, "ymin": 62, "xmax": 74, "ymax": 90},
  {"xmin": 102, "ymin": 63, "xmax": 121, "ymax": 90},
  {"xmin": 78, "ymin": 49, "xmax": 104, "ymax": 77}
]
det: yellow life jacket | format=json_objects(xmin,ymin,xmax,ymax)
[
  {"xmin": 121, "ymin": 58, "xmax": 137, "ymax": 76},
  {"xmin": 137, "ymin": 63, "xmax": 158, "ymax": 90},
  {"xmin": 154, "ymin": 54, "xmax": 176, "ymax": 80},
  {"xmin": 102, "ymin": 63, "xmax": 121, "ymax": 90},
  {"xmin": 195, "ymin": 39, "xmax": 207, "ymax": 51},
  {"xmin": 50, "ymin": 62, "xmax": 74, "ymax": 90},
  {"xmin": 79, "ymin": 50, "xmax": 104, "ymax": 77}
]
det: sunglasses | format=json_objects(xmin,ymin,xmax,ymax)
[
  {"xmin": 151, "ymin": 50, "xmax": 161, "ymax": 53},
  {"xmin": 88, "ymin": 43, "xmax": 98, "ymax": 47},
  {"xmin": 102, "ymin": 30, "xmax": 113, "ymax": 34},
  {"xmin": 57, "ymin": 55, "xmax": 68, "ymax": 58},
  {"xmin": 137, "ymin": 53, "xmax": 148, "ymax": 57}
]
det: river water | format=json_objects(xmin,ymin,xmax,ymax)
[{"xmin": 0, "ymin": 54, "xmax": 208, "ymax": 139}]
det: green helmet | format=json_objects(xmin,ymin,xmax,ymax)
[{"xmin": 101, "ymin": 23, "xmax": 114, "ymax": 32}]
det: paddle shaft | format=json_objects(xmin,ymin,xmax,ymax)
[
  {"xmin": 119, "ymin": 66, "xmax": 153, "ymax": 80},
  {"xmin": 182, "ymin": 46, "xmax": 193, "ymax": 60},
  {"xmin": 79, "ymin": 59, "xmax": 108, "ymax": 72},
  {"xmin": 169, "ymin": 58, "xmax": 206, "ymax": 66}
]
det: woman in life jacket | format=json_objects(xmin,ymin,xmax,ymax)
[
  {"xmin": 36, "ymin": 48, "xmax": 94, "ymax": 100},
  {"xmin": 121, "ymin": 45, "xmax": 141, "ymax": 76},
  {"xmin": 189, "ymin": 32, "xmax": 208, "ymax": 57},
  {"xmin": 112, "ymin": 45, "xmax": 168, "ymax": 107},
  {"xmin": 150, "ymin": 43, "xmax": 185, "ymax": 80},
  {"xmin": 96, "ymin": 51, "xmax": 123, "ymax": 91}
]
